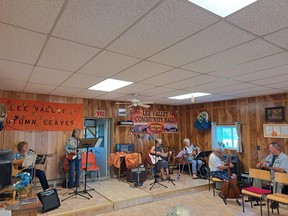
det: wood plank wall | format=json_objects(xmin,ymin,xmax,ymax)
[{"xmin": 0, "ymin": 90, "xmax": 287, "ymax": 180}]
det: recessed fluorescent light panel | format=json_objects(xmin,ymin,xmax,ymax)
[
  {"xmin": 169, "ymin": 92, "xmax": 211, "ymax": 100},
  {"xmin": 89, "ymin": 78, "xmax": 133, "ymax": 92},
  {"xmin": 188, "ymin": 0, "xmax": 257, "ymax": 17}
]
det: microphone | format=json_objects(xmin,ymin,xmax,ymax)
[{"xmin": 141, "ymin": 126, "xmax": 149, "ymax": 132}]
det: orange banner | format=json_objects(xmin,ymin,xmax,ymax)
[
  {"xmin": 131, "ymin": 109, "xmax": 178, "ymax": 134},
  {"xmin": 0, "ymin": 98, "xmax": 83, "ymax": 131}
]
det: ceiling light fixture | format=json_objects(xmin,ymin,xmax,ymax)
[
  {"xmin": 188, "ymin": 0, "xmax": 257, "ymax": 17},
  {"xmin": 168, "ymin": 92, "xmax": 211, "ymax": 100},
  {"xmin": 89, "ymin": 78, "xmax": 133, "ymax": 92}
]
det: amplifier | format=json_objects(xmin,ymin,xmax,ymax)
[
  {"xmin": 37, "ymin": 188, "xmax": 60, "ymax": 213},
  {"xmin": 126, "ymin": 167, "xmax": 146, "ymax": 183}
]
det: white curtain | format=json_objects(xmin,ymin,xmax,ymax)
[
  {"xmin": 211, "ymin": 122, "xmax": 218, "ymax": 150},
  {"xmin": 235, "ymin": 122, "xmax": 242, "ymax": 153}
]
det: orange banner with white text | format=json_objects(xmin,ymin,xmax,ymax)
[{"xmin": 0, "ymin": 98, "xmax": 83, "ymax": 131}]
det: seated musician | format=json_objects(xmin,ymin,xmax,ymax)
[
  {"xmin": 254, "ymin": 142, "xmax": 288, "ymax": 194},
  {"xmin": 182, "ymin": 138, "xmax": 203, "ymax": 179},
  {"xmin": 150, "ymin": 138, "xmax": 170, "ymax": 180},
  {"xmin": 208, "ymin": 147, "xmax": 236, "ymax": 181},
  {"xmin": 13, "ymin": 141, "xmax": 49, "ymax": 191}
]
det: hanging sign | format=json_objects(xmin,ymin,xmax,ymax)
[
  {"xmin": 131, "ymin": 109, "xmax": 178, "ymax": 134},
  {"xmin": 0, "ymin": 98, "xmax": 83, "ymax": 131}
]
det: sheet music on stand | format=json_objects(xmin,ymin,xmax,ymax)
[{"xmin": 22, "ymin": 154, "xmax": 37, "ymax": 167}]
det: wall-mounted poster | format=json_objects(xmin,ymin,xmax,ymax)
[
  {"xmin": 118, "ymin": 108, "xmax": 127, "ymax": 117},
  {"xmin": 131, "ymin": 109, "xmax": 177, "ymax": 134}
]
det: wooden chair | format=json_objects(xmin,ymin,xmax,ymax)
[
  {"xmin": 205, "ymin": 166, "xmax": 224, "ymax": 196},
  {"xmin": 241, "ymin": 168, "xmax": 271, "ymax": 216},
  {"xmin": 267, "ymin": 172, "xmax": 288, "ymax": 216}
]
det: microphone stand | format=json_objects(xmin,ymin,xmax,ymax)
[
  {"xmin": 162, "ymin": 145, "xmax": 175, "ymax": 186},
  {"xmin": 133, "ymin": 134, "xmax": 143, "ymax": 187}
]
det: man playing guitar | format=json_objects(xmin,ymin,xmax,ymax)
[
  {"xmin": 64, "ymin": 128, "xmax": 83, "ymax": 188},
  {"xmin": 149, "ymin": 138, "xmax": 171, "ymax": 181}
]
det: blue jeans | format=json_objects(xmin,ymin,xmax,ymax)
[
  {"xmin": 184, "ymin": 159, "xmax": 203, "ymax": 174},
  {"xmin": 68, "ymin": 158, "xmax": 81, "ymax": 188}
]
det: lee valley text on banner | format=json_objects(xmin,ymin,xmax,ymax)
[
  {"xmin": 131, "ymin": 109, "xmax": 178, "ymax": 134},
  {"xmin": 0, "ymin": 98, "xmax": 83, "ymax": 131}
]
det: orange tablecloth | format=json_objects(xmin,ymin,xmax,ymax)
[{"xmin": 109, "ymin": 152, "xmax": 143, "ymax": 169}]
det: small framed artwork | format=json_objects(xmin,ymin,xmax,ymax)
[{"xmin": 265, "ymin": 106, "xmax": 285, "ymax": 122}]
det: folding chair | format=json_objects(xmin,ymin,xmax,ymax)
[
  {"xmin": 81, "ymin": 152, "xmax": 101, "ymax": 184},
  {"xmin": 267, "ymin": 172, "xmax": 288, "ymax": 216}
]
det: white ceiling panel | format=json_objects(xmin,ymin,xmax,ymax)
[
  {"xmin": 139, "ymin": 69, "xmax": 200, "ymax": 86},
  {"xmin": 149, "ymin": 21, "xmax": 255, "ymax": 66},
  {"xmin": 113, "ymin": 83, "xmax": 154, "ymax": 94},
  {"xmin": 227, "ymin": 86, "xmax": 274, "ymax": 95},
  {"xmin": 0, "ymin": 60, "xmax": 33, "ymax": 81},
  {"xmin": 205, "ymin": 83, "xmax": 256, "ymax": 94},
  {"xmin": 38, "ymin": 37, "xmax": 100, "ymax": 71},
  {"xmin": 52, "ymin": 0, "xmax": 159, "ymax": 47},
  {"xmin": 0, "ymin": 79, "xmax": 26, "ymax": 92},
  {"xmin": 0, "ymin": 24, "xmax": 46, "ymax": 64},
  {"xmin": 24, "ymin": 83, "xmax": 57, "ymax": 94},
  {"xmin": 29, "ymin": 66, "xmax": 73, "ymax": 85},
  {"xmin": 251, "ymin": 74, "xmax": 288, "ymax": 85},
  {"xmin": 268, "ymin": 82, "xmax": 288, "ymax": 90},
  {"xmin": 165, "ymin": 75, "xmax": 220, "ymax": 89},
  {"xmin": 107, "ymin": 0, "xmax": 219, "ymax": 58},
  {"xmin": 227, "ymin": 0, "xmax": 288, "ymax": 36},
  {"xmin": 264, "ymin": 28, "xmax": 288, "ymax": 49},
  {"xmin": 78, "ymin": 50, "xmax": 141, "ymax": 77},
  {"xmin": 234, "ymin": 89, "xmax": 285, "ymax": 98},
  {"xmin": 50, "ymin": 86, "xmax": 84, "ymax": 97},
  {"xmin": 112, "ymin": 61, "xmax": 172, "ymax": 82},
  {"xmin": 141, "ymin": 86, "xmax": 176, "ymax": 95},
  {"xmin": 61, "ymin": 73, "xmax": 105, "ymax": 89},
  {"xmin": 190, "ymin": 79, "xmax": 241, "ymax": 92},
  {"xmin": 209, "ymin": 52, "xmax": 288, "ymax": 78},
  {"xmin": 73, "ymin": 89, "xmax": 105, "ymax": 99},
  {"xmin": 95, "ymin": 92, "xmax": 126, "ymax": 100},
  {"xmin": 0, "ymin": 0, "xmax": 64, "ymax": 33},
  {"xmin": 233, "ymin": 64, "xmax": 288, "ymax": 82},
  {"xmin": 182, "ymin": 39, "xmax": 283, "ymax": 73}
]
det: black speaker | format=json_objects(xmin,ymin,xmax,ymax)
[
  {"xmin": 126, "ymin": 167, "xmax": 146, "ymax": 182},
  {"xmin": 37, "ymin": 188, "xmax": 60, "ymax": 213},
  {"xmin": 116, "ymin": 143, "xmax": 134, "ymax": 153}
]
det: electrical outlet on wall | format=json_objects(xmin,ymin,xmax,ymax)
[{"xmin": 256, "ymin": 145, "xmax": 260, "ymax": 150}]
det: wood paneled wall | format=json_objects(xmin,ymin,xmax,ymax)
[{"xmin": 0, "ymin": 90, "xmax": 287, "ymax": 180}]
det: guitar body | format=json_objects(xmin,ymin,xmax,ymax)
[
  {"xmin": 66, "ymin": 153, "xmax": 77, "ymax": 160},
  {"xmin": 12, "ymin": 158, "xmax": 27, "ymax": 176},
  {"xmin": 148, "ymin": 153, "xmax": 161, "ymax": 165}
]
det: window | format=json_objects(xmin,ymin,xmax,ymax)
[{"xmin": 216, "ymin": 125, "xmax": 238, "ymax": 150}]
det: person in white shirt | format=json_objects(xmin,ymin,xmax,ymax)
[
  {"xmin": 182, "ymin": 138, "xmax": 203, "ymax": 179},
  {"xmin": 208, "ymin": 147, "xmax": 236, "ymax": 181}
]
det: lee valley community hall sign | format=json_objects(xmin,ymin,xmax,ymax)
[
  {"xmin": 131, "ymin": 109, "xmax": 178, "ymax": 134},
  {"xmin": 0, "ymin": 98, "xmax": 83, "ymax": 131}
]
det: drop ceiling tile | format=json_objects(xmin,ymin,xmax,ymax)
[
  {"xmin": 53, "ymin": 0, "xmax": 159, "ymax": 47},
  {"xmin": 233, "ymin": 64, "xmax": 288, "ymax": 82},
  {"xmin": 235, "ymin": 89, "xmax": 284, "ymax": 98},
  {"xmin": 0, "ymin": 0, "xmax": 64, "ymax": 33},
  {"xmin": 181, "ymin": 39, "xmax": 283, "ymax": 73},
  {"xmin": 149, "ymin": 21, "xmax": 255, "ymax": 66},
  {"xmin": 264, "ymin": 28, "xmax": 288, "ymax": 49},
  {"xmin": 50, "ymin": 86, "xmax": 85, "ymax": 97},
  {"xmin": 24, "ymin": 83, "xmax": 57, "ymax": 94},
  {"xmin": 0, "ymin": 24, "xmax": 46, "ymax": 64},
  {"xmin": 73, "ymin": 89, "xmax": 105, "ymax": 99},
  {"xmin": 0, "ymin": 79, "xmax": 26, "ymax": 91},
  {"xmin": 205, "ymin": 83, "xmax": 256, "ymax": 94},
  {"xmin": 141, "ymin": 86, "xmax": 177, "ymax": 95},
  {"xmin": 165, "ymin": 75, "xmax": 220, "ymax": 89},
  {"xmin": 209, "ymin": 52, "xmax": 288, "ymax": 78},
  {"xmin": 107, "ymin": 0, "xmax": 219, "ymax": 58},
  {"xmin": 227, "ymin": 86, "xmax": 273, "ymax": 95},
  {"xmin": 227, "ymin": 0, "xmax": 288, "ymax": 36},
  {"xmin": 113, "ymin": 83, "xmax": 154, "ymax": 94},
  {"xmin": 139, "ymin": 69, "xmax": 199, "ymax": 86},
  {"xmin": 189, "ymin": 79, "xmax": 240, "ymax": 92},
  {"xmin": 268, "ymin": 81, "xmax": 288, "ymax": 90},
  {"xmin": 78, "ymin": 50, "xmax": 141, "ymax": 77},
  {"xmin": 0, "ymin": 60, "xmax": 33, "ymax": 81},
  {"xmin": 112, "ymin": 61, "xmax": 172, "ymax": 82},
  {"xmin": 250, "ymin": 73, "xmax": 288, "ymax": 85},
  {"xmin": 38, "ymin": 37, "xmax": 100, "ymax": 71},
  {"xmin": 61, "ymin": 73, "xmax": 105, "ymax": 89},
  {"xmin": 95, "ymin": 92, "xmax": 126, "ymax": 100},
  {"xmin": 30, "ymin": 66, "xmax": 73, "ymax": 85}
]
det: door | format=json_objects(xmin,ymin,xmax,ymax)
[{"xmin": 84, "ymin": 118, "xmax": 111, "ymax": 177}]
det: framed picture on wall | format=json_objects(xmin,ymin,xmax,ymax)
[{"xmin": 265, "ymin": 106, "xmax": 285, "ymax": 122}]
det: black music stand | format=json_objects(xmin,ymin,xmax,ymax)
[
  {"xmin": 78, "ymin": 138, "xmax": 98, "ymax": 198},
  {"xmin": 133, "ymin": 134, "xmax": 144, "ymax": 187},
  {"xmin": 195, "ymin": 150, "xmax": 212, "ymax": 178},
  {"xmin": 165, "ymin": 146, "xmax": 175, "ymax": 186},
  {"xmin": 62, "ymin": 141, "xmax": 90, "ymax": 202}
]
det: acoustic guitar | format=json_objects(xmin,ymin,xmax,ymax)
[
  {"xmin": 66, "ymin": 152, "xmax": 77, "ymax": 160},
  {"xmin": 12, "ymin": 158, "xmax": 28, "ymax": 176},
  {"xmin": 220, "ymin": 155, "xmax": 240, "ymax": 203}
]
